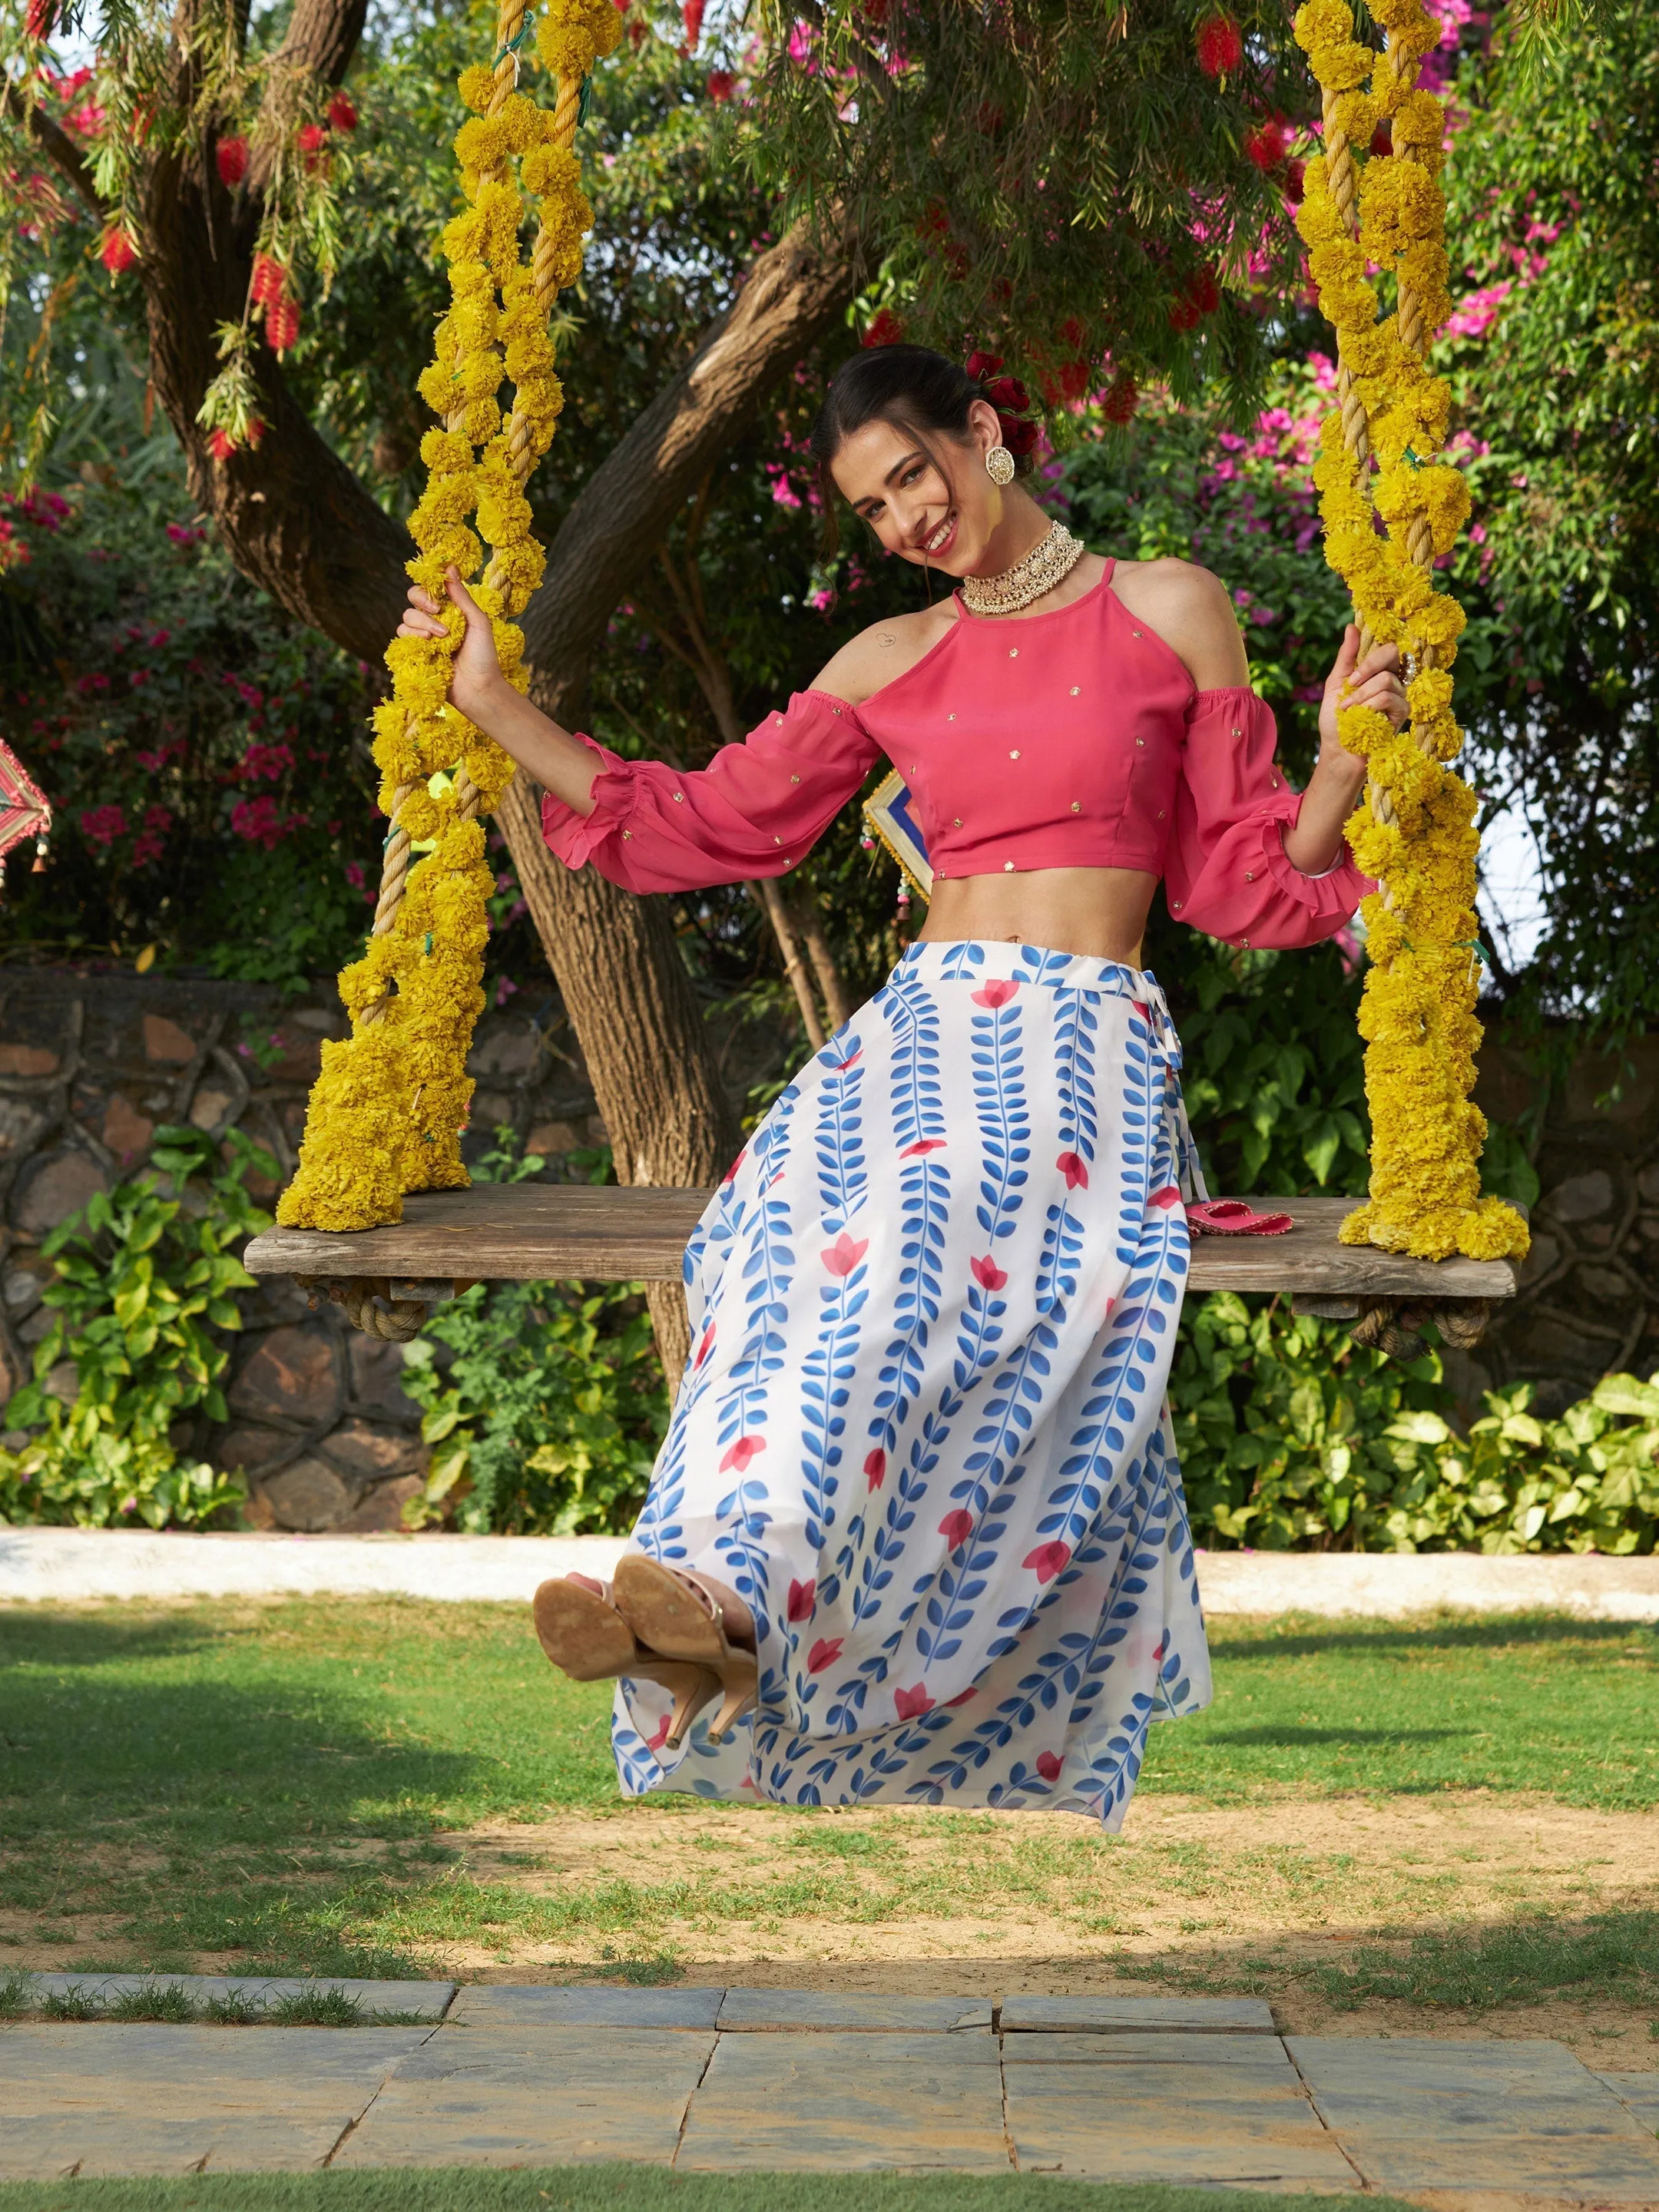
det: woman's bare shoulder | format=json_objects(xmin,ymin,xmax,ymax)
[
  {"xmin": 1111, "ymin": 555, "xmax": 1249, "ymax": 689},
  {"xmin": 811, "ymin": 603, "xmax": 959, "ymax": 707}
]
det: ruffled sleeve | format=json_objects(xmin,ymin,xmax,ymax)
[
  {"xmin": 539, "ymin": 688, "xmax": 882, "ymax": 896},
  {"xmin": 1164, "ymin": 687, "xmax": 1373, "ymax": 949}
]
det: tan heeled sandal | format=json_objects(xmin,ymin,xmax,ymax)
[
  {"xmin": 611, "ymin": 1556, "xmax": 760, "ymax": 1744},
  {"xmin": 531, "ymin": 1575, "xmax": 720, "ymax": 1750}
]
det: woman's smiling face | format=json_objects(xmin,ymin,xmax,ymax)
[{"xmin": 829, "ymin": 400, "xmax": 1005, "ymax": 575}]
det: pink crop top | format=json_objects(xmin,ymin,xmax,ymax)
[{"xmin": 541, "ymin": 560, "xmax": 1372, "ymax": 950}]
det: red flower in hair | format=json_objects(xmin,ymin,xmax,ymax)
[
  {"xmin": 216, "ymin": 134, "xmax": 250, "ymax": 187},
  {"xmin": 983, "ymin": 373, "xmax": 1030, "ymax": 413},
  {"xmin": 863, "ymin": 306, "xmax": 904, "ymax": 347},
  {"xmin": 1195, "ymin": 12, "xmax": 1242, "ymax": 76},
  {"xmin": 1002, "ymin": 417, "xmax": 1039, "ymax": 459},
  {"xmin": 965, "ymin": 349, "xmax": 1004, "ymax": 382}
]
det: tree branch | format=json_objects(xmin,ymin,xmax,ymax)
[
  {"xmin": 1, "ymin": 81, "xmax": 103, "ymax": 214},
  {"xmin": 518, "ymin": 207, "xmax": 859, "ymax": 689}
]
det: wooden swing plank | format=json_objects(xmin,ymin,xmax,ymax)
[{"xmin": 243, "ymin": 1185, "xmax": 1518, "ymax": 1301}]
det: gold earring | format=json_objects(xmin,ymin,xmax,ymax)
[{"xmin": 985, "ymin": 445, "xmax": 1016, "ymax": 488}]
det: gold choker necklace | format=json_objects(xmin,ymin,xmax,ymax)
[{"xmin": 959, "ymin": 520, "xmax": 1086, "ymax": 616}]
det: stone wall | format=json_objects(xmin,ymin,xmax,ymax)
[
  {"xmin": 1469, "ymin": 1032, "xmax": 1659, "ymax": 1416},
  {"xmin": 0, "ymin": 965, "xmax": 793, "ymax": 1532},
  {"xmin": 1, "ymin": 965, "xmax": 1652, "ymax": 1530}
]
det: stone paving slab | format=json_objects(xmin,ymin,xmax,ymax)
[
  {"xmin": 10, "ymin": 1972, "xmax": 455, "ymax": 2018},
  {"xmin": 1003, "ymin": 2030, "xmax": 1303, "ymax": 2068},
  {"xmin": 1005, "ymin": 2047, "xmax": 1357, "ymax": 2188},
  {"xmin": 677, "ymin": 2028, "xmax": 1008, "ymax": 2173},
  {"xmin": 336, "ymin": 2025, "xmax": 714, "ymax": 2170},
  {"xmin": 0, "ymin": 2025, "xmax": 432, "ymax": 2180},
  {"xmin": 1001, "ymin": 1994, "xmax": 1277, "ymax": 2035},
  {"xmin": 1289, "ymin": 2038, "xmax": 1659, "ymax": 2198},
  {"xmin": 716, "ymin": 1989, "xmax": 992, "ymax": 2032},
  {"xmin": 1597, "ymin": 2074, "xmax": 1659, "ymax": 2131},
  {"xmin": 445, "ymin": 1984, "xmax": 723, "ymax": 2029}
]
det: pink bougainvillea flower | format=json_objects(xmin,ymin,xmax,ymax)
[
  {"xmin": 1057, "ymin": 1149, "xmax": 1089, "ymax": 1190},
  {"xmin": 864, "ymin": 1448, "xmax": 886, "ymax": 1490},
  {"xmin": 1035, "ymin": 1750, "xmax": 1064, "ymax": 1782},
  {"xmin": 1023, "ymin": 1539, "xmax": 1072, "ymax": 1584},
  {"xmin": 719, "ymin": 1434, "xmax": 767, "ymax": 1474},
  {"xmin": 901, "ymin": 1137, "xmax": 947, "ymax": 1156},
  {"xmin": 1150, "ymin": 1184, "xmax": 1183, "ymax": 1210},
  {"xmin": 970, "ymin": 1254, "xmax": 1008, "ymax": 1293},
  {"xmin": 938, "ymin": 1508, "xmax": 975, "ymax": 1548},
  {"xmin": 807, "ymin": 1637, "xmax": 843, "ymax": 1673},
  {"xmin": 787, "ymin": 1578, "xmax": 816, "ymax": 1622},
  {"xmin": 79, "ymin": 803, "xmax": 127, "ymax": 848},
  {"xmin": 821, "ymin": 1232, "xmax": 869, "ymax": 1277},
  {"xmin": 893, "ymin": 1684, "xmax": 935, "ymax": 1720},
  {"xmin": 971, "ymin": 978, "xmax": 1020, "ymax": 1008}
]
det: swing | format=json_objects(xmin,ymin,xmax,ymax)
[{"xmin": 246, "ymin": 0, "xmax": 1528, "ymax": 1365}]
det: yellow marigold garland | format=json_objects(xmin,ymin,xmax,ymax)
[
  {"xmin": 277, "ymin": 0, "xmax": 619, "ymax": 1231},
  {"xmin": 1293, "ymin": 0, "xmax": 1528, "ymax": 1265}
]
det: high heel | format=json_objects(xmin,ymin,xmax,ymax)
[
  {"xmin": 531, "ymin": 1576, "xmax": 720, "ymax": 1749},
  {"xmin": 611, "ymin": 1556, "xmax": 760, "ymax": 1744}
]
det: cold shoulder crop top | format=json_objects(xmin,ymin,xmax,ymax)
[{"xmin": 541, "ymin": 558, "xmax": 1372, "ymax": 951}]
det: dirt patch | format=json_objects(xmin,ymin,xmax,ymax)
[{"xmin": 416, "ymin": 1790, "xmax": 1659, "ymax": 2065}]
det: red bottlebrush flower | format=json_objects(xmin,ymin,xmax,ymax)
[
  {"xmin": 862, "ymin": 306, "xmax": 904, "ymax": 347},
  {"xmin": 1061, "ymin": 314, "xmax": 1084, "ymax": 349},
  {"xmin": 628, "ymin": 18, "xmax": 646, "ymax": 47},
  {"xmin": 977, "ymin": 100, "xmax": 1005, "ymax": 134},
  {"xmin": 245, "ymin": 416, "xmax": 267, "ymax": 449},
  {"xmin": 681, "ymin": 0, "xmax": 704, "ymax": 48},
  {"xmin": 1245, "ymin": 119, "xmax": 1288, "ymax": 171},
  {"xmin": 938, "ymin": 1508, "xmax": 975, "ymax": 1548},
  {"xmin": 1101, "ymin": 369, "xmax": 1138, "ymax": 426},
  {"xmin": 859, "ymin": 0, "xmax": 888, "ymax": 23},
  {"xmin": 296, "ymin": 121, "xmax": 329, "ymax": 168},
  {"xmin": 216, "ymin": 134, "xmax": 250, "ymax": 187},
  {"xmin": 327, "ymin": 91, "xmax": 358, "ymax": 131},
  {"xmin": 250, "ymin": 253, "xmax": 286, "ymax": 306},
  {"xmin": 207, "ymin": 429, "xmax": 238, "ymax": 460},
  {"xmin": 1283, "ymin": 157, "xmax": 1306, "ymax": 204},
  {"xmin": 1057, "ymin": 356, "xmax": 1091, "ymax": 403},
  {"xmin": 1196, "ymin": 12, "xmax": 1243, "ymax": 76},
  {"xmin": 266, "ymin": 295, "xmax": 301, "ymax": 353},
  {"xmin": 25, "ymin": 0, "xmax": 55, "ymax": 38},
  {"xmin": 916, "ymin": 200, "xmax": 951, "ymax": 243},
  {"xmin": 1171, "ymin": 267, "xmax": 1221, "ymax": 329},
  {"xmin": 970, "ymin": 1254, "xmax": 1008, "ymax": 1293},
  {"xmin": 706, "ymin": 68, "xmax": 734, "ymax": 100},
  {"xmin": 98, "ymin": 227, "xmax": 137, "ymax": 274}
]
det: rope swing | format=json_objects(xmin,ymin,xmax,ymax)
[
  {"xmin": 276, "ymin": 0, "xmax": 1528, "ymax": 1280},
  {"xmin": 276, "ymin": 0, "xmax": 620, "ymax": 1233},
  {"xmin": 1295, "ymin": 0, "xmax": 1529, "ymax": 1265}
]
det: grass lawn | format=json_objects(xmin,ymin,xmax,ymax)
[
  {"xmin": 0, "ymin": 2171, "xmax": 1426, "ymax": 2212},
  {"xmin": 2, "ymin": 1600, "xmax": 1655, "ymax": 2027}
]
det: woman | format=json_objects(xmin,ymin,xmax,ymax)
[{"xmin": 399, "ymin": 345, "xmax": 1405, "ymax": 1828}]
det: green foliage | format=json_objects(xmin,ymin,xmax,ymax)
[
  {"xmin": 398, "ymin": 1279, "xmax": 669, "ymax": 1536},
  {"xmin": 0, "ymin": 1126, "xmax": 273, "ymax": 1529},
  {"xmin": 1177, "ymin": 1292, "xmax": 1659, "ymax": 1555}
]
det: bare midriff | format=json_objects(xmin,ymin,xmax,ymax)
[{"xmin": 919, "ymin": 866, "xmax": 1161, "ymax": 965}]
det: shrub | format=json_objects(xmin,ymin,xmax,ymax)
[
  {"xmin": 1177, "ymin": 1290, "xmax": 1659, "ymax": 1554},
  {"xmin": 0, "ymin": 1126, "xmax": 272, "ymax": 1528}
]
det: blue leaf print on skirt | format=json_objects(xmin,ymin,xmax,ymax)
[{"xmin": 610, "ymin": 940, "xmax": 1214, "ymax": 1832}]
